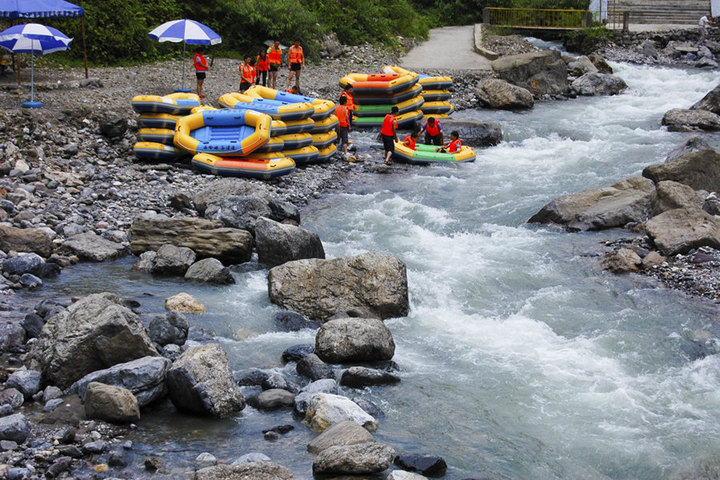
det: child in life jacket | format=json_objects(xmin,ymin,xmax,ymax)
[
  {"xmin": 402, "ymin": 129, "xmax": 420, "ymax": 150},
  {"xmin": 437, "ymin": 130, "xmax": 462, "ymax": 153}
]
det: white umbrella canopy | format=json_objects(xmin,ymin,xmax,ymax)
[
  {"xmin": 148, "ymin": 19, "xmax": 221, "ymax": 91},
  {"xmin": 0, "ymin": 22, "xmax": 72, "ymax": 107}
]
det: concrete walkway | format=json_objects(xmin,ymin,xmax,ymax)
[{"xmin": 400, "ymin": 25, "xmax": 492, "ymax": 72}]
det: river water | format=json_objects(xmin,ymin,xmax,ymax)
[{"xmin": 39, "ymin": 62, "xmax": 720, "ymax": 479}]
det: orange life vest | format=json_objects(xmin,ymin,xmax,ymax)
[
  {"xmin": 424, "ymin": 120, "xmax": 441, "ymax": 137},
  {"xmin": 380, "ymin": 113, "xmax": 397, "ymax": 136},
  {"xmin": 340, "ymin": 91, "xmax": 356, "ymax": 111},
  {"xmin": 289, "ymin": 45, "xmax": 304, "ymax": 64},
  {"xmin": 336, "ymin": 105, "xmax": 350, "ymax": 127},
  {"xmin": 448, "ymin": 138, "xmax": 462, "ymax": 153},
  {"xmin": 267, "ymin": 46, "xmax": 282, "ymax": 65},
  {"xmin": 403, "ymin": 135, "xmax": 416, "ymax": 150},
  {"xmin": 194, "ymin": 53, "xmax": 207, "ymax": 72},
  {"xmin": 256, "ymin": 55, "xmax": 269, "ymax": 72},
  {"xmin": 240, "ymin": 63, "xmax": 254, "ymax": 83}
]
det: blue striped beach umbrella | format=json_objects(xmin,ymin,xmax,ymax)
[
  {"xmin": 0, "ymin": 23, "xmax": 72, "ymax": 108},
  {"xmin": 149, "ymin": 19, "xmax": 221, "ymax": 92}
]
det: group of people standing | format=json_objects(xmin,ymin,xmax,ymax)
[{"xmin": 192, "ymin": 40, "xmax": 305, "ymax": 98}]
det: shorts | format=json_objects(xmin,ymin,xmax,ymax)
[
  {"xmin": 195, "ymin": 71, "xmax": 206, "ymax": 79},
  {"xmin": 240, "ymin": 81, "xmax": 251, "ymax": 92},
  {"xmin": 337, "ymin": 126, "xmax": 349, "ymax": 146},
  {"xmin": 290, "ymin": 62, "xmax": 302, "ymax": 71},
  {"xmin": 270, "ymin": 64, "xmax": 279, "ymax": 72},
  {"xmin": 425, "ymin": 133, "xmax": 442, "ymax": 146},
  {"xmin": 381, "ymin": 134, "xmax": 395, "ymax": 153}
]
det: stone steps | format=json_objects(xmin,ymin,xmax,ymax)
[{"xmin": 612, "ymin": 0, "xmax": 710, "ymax": 24}]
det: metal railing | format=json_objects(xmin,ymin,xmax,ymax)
[{"xmin": 483, "ymin": 7, "xmax": 592, "ymax": 29}]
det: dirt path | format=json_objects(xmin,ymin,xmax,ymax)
[{"xmin": 400, "ymin": 25, "xmax": 492, "ymax": 72}]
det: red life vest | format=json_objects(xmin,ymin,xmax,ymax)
[
  {"xmin": 448, "ymin": 138, "xmax": 462, "ymax": 153},
  {"xmin": 403, "ymin": 135, "xmax": 416, "ymax": 150},
  {"xmin": 424, "ymin": 120, "xmax": 441, "ymax": 137},
  {"xmin": 340, "ymin": 91, "xmax": 356, "ymax": 111},
  {"xmin": 289, "ymin": 45, "xmax": 304, "ymax": 64},
  {"xmin": 336, "ymin": 105, "xmax": 350, "ymax": 127},
  {"xmin": 380, "ymin": 113, "xmax": 397, "ymax": 136},
  {"xmin": 256, "ymin": 55, "xmax": 269, "ymax": 72},
  {"xmin": 267, "ymin": 46, "xmax": 282, "ymax": 65},
  {"xmin": 240, "ymin": 64, "xmax": 254, "ymax": 83},
  {"xmin": 194, "ymin": 53, "xmax": 207, "ymax": 72}
]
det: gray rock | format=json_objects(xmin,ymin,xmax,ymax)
[
  {"xmin": 2, "ymin": 253, "xmax": 43, "ymax": 275},
  {"xmin": 246, "ymin": 389, "xmax": 295, "ymax": 410},
  {"xmin": 665, "ymin": 136, "xmax": 713, "ymax": 163},
  {"xmin": 440, "ymin": 120, "xmax": 503, "ymax": 147},
  {"xmin": 42, "ymin": 386, "xmax": 63, "ymax": 402},
  {"xmin": 255, "ymin": 217, "xmax": 325, "ymax": 267},
  {"xmin": 305, "ymin": 393, "xmax": 378, "ymax": 432},
  {"xmin": 662, "ymin": 108, "xmax": 720, "ymax": 132},
  {"xmin": 82, "ymin": 439, "xmax": 107, "ymax": 453},
  {"xmin": 691, "ymin": 83, "xmax": 720, "ymax": 115},
  {"xmin": 232, "ymin": 452, "xmax": 271, "ymax": 464},
  {"xmin": 297, "ymin": 353, "xmax": 335, "ymax": 381},
  {"xmin": 60, "ymin": 232, "xmax": 127, "ymax": 262},
  {"xmin": 204, "ymin": 195, "xmax": 272, "ymax": 234},
  {"xmin": 132, "ymin": 251, "xmax": 156, "ymax": 272},
  {"xmin": 294, "ymin": 378, "xmax": 338, "ymax": 415},
  {"xmin": 84, "ymin": 382, "xmax": 140, "ymax": 424},
  {"xmin": 571, "ymin": 73, "xmax": 628, "ymax": 96},
  {"xmin": 0, "ymin": 321, "xmax": 26, "ymax": 352},
  {"xmin": 491, "ymin": 49, "xmax": 569, "ymax": 96},
  {"xmin": 19, "ymin": 273, "xmax": 41, "ymax": 289},
  {"xmin": 193, "ymin": 179, "xmax": 273, "ymax": 215},
  {"xmin": 340, "ymin": 366, "xmax": 401, "ymax": 388},
  {"xmin": 0, "ymin": 225, "xmax": 52, "ymax": 257},
  {"xmin": 600, "ymin": 248, "xmax": 642, "ymax": 273},
  {"xmin": 643, "ymin": 207, "xmax": 720, "ymax": 255},
  {"xmin": 195, "ymin": 462, "xmax": 293, "ymax": 480},
  {"xmin": 261, "ymin": 372, "xmax": 296, "ymax": 392},
  {"xmin": 69, "ymin": 356, "xmax": 171, "ymax": 407},
  {"xmin": 5, "ymin": 370, "xmax": 41, "ymax": 400},
  {"xmin": 167, "ymin": 343, "xmax": 245, "ymax": 418},
  {"xmin": 312, "ymin": 441, "xmax": 395, "ymax": 475},
  {"xmin": 307, "ymin": 420, "xmax": 375, "ymax": 454},
  {"xmin": 316, "ymin": 317, "xmax": 395, "ymax": 364},
  {"xmin": 651, "ymin": 180, "xmax": 704, "ymax": 215},
  {"xmin": 475, "ymin": 78, "xmax": 534, "ymax": 110},
  {"xmin": 0, "ymin": 414, "xmax": 29, "ymax": 443},
  {"xmin": 129, "ymin": 216, "xmax": 253, "ymax": 266},
  {"xmin": 195, "ymin": 452, "xmax": 217, "ymax": 468},
  {"xmin": 638, "ymin": 39, "xmax": 658, "ymax": 58},
  {"xmin": 149, "ymin": 311, "xmax": 189, "ymax": 347},
  {"xmin": 644, "ymin": 150, "xmax": 720, "ymax": 192},
  {"xmin": 528, "ymin": 176, "xmax": 655, "ymax": 231},
  {"xmin": 160, "ymin": 343, "xmax": 182, "ymax": 362},
  {"xmin": 150, "ymin": 244, "xmax": 196, "ymax": 275},
  {"xmin": 394, "ymin": 454, "xmax": 448, "ymax": 477},
  {"xmin": 33, "ymin": 292, "xmax": 158, "ymax": 389},
  {"xmin": 184, "ymin": 258, "xmax": 235, "ymax": 285},
  {"xmin": 100, "ymin": 113, "xmax": 128, "ymax": 139},
  {"xmin": 0, "ymin": 389, "xmax": 24, "ymax": 409},
  {"xmin": 268, "ymin": 253, "xmax": 409, "ymax": 321},
  {"xmin": 274, "ymin": 311, "xmax": 320, "ymax": 332}
]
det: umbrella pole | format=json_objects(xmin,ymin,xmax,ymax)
[
  {"xmin": 82, "ymin": 16, "xmax": 89, "ymax": 79},
  {"xmin": 30, "ymin": 52, "xmax": 34, "ymax": 103},
  {"xmin": 182, "ymin": 41, "xmax": 186, "ymax": 91}
]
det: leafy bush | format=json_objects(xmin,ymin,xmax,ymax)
[{"xmin": 563, "ymin": 26, "xmax": 612, "ymax": 54}]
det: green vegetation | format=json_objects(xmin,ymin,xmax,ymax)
[{"xmin": 564, "ymin": 26, "xmax": 612, "ymax": 54}]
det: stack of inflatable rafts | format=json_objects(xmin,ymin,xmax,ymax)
[
  {"xmin": 383, "ymin": 65, "xmax": 454, "ymax": 119},
  {"xmin": 131, "ymin": 92, "xmax": 201, "ymax": 162},
  {"xmin": 339, "ymin": 68, "xmax": 423, "ymax": 129}
]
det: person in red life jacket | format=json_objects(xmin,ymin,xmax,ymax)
[
  {"xmin": 421, "ymin": 116, "xmax": 444, "ymax": 146},
  {"xmin": 340, "ymin": 84, "xmax": 356, "ymax": 127},
  {"xmin": 239, "ymin": 56, "xmax": 254, "ymax": 93},
  {"xmin": 437, "ymin": 130, "xmax": 462, "ymax": 153},
  {"xmin": 403, "ymin": 129, "xmax": 420, "ymax": 150},
  {"xmin": 193, "ymin": 47, "xmax": 208, "ymax": 98},
  {"xmin": 381, "ymin": 106, "xmax": 399, "ymax": 165},
  {"xmin": 256, "ymin": 50, "xmax": 269, "ymax": 86},
  {"xmin": 335, "ymin": 95, "xmax": 352, "ymax": 156},
  {"xmin": 286, "ymin": 85, "xmax": 299, "ymax": 94},
  {"xmin": 267, "ymin": 40, "xmax": 282, "ymax": 90},
  {"xmin": 285, "ymin": 40, "xmax": 304, "ymax": 93}
]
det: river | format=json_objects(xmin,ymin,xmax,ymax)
[{"xmin": 39, "ymin": 61, "xmax": 720, "ymax": 479}]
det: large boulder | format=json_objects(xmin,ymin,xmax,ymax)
[
  {"xmin": 150, "ymin": 244, "xmax": 196, "ymax": 275},
  {"xmin": 665, "ymin": 136, "xmax": 713, "ymax": 163},
  {"xmin": 129, "ymin": 216, "xmax": 253, "ymax": 265},
  {"xmin": 651, "ymin": 180, "xmax": 704, "ymax": 216},
  {"xmin": 491, "ymin": 50, "xmax": 569, "ymax": 96},
  {"xmin": 304, "ymin": 393, "xmax": 378, "ymax": 432},
  {"xmin": 661, "ymin": 108, "xmax": 720, "ymax": 132},
  {"xmin": 643, "ymin": 150, "xmax": 720, "ymax": 192},
  {"xmin": 0, "ymin": 225, "xmax": 53, "ymax": 257},
  {"xmin": 315, "ymin": 317, "xmax": 395, "ymax": 364},
  {"xmin": 205, "ymin": 195, "xmax": 274, "ymax": 234},
  {"xmin": 474, "ymin": 79, "xmax": 534, "ymax": 110},
  {"xmin": 195, "ymin": 462, "xmax": 293, "ymax": 480},
  {"xmin": 33, "ymin": 293, "xmax": 158, "ymax": 389},
  {"xmin": 643, "ymin": 207, "xmax": 720, "ymax": 255},
  {"xmin": 166, "ymin": 343, "xmax": 245, "ymax": 418},
  {"xmin": 312, "ymin": 442, "xmax": 395, "ymax": 475},
  {"xmin": 255, "ymin": 217, "xmax": 325, "ymax": 267},
  {"xmin": 184, "ymin": 258, "xmax": 235, "ymax": 285},
  {"xmin": 528, "ymin": 176, "xmax": 655, "ymax": 231},
  {"xmin": 84, "ymin": 382, "xmax": 140, "ymax": 424},
  {"xmin": 294, "ymin": 378, "xmax": 338, "ymax": 416},
  {"xmin": 570, "ymin": 73, "xmax": 628, "ymax": 96},
  {"xmin": 440, "ymin": 120, "xmax": 503, "ymax": 147},
  {"xmin": 69, "ymin": 356, "xmax": 171, "ymax": 407},
  {"xmin": 588, "ymin": 53, "xmax": 613, "ymax": 74},
  {"xmin": 307, "ymin": 420, "xmax": 375, "ymax": 454},
  {"xmin": 60, "ymin": 232, "xmax": 127, "ymax": 262},
  {"xmin": 268, "ymin": 253, "xmax": 409, "ymax": 321},
  {"xmin": 193, "ymin": 179, "xmax": 273, "ymax": 215},
  {"xmin": 691, "ymin": 83, "xmax": 720, "ymax": 115},
  {"xmin": 148, "ymin": 311, "xmax": 189, "ymax": 346}
]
